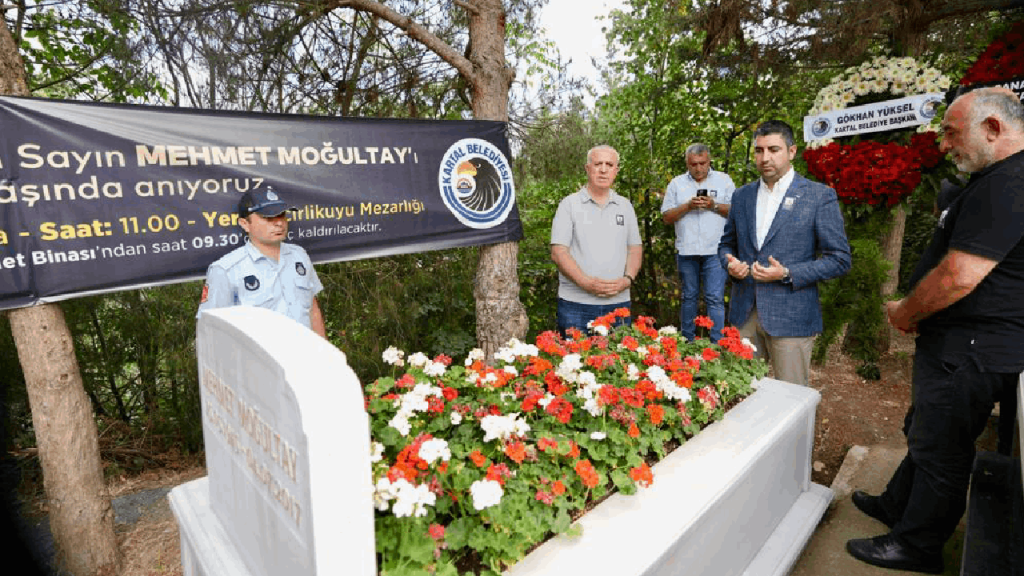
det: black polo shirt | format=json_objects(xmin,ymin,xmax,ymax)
[{"xmin": 910, "ymin": 148, "xmax": 1024, "ymax": 372}]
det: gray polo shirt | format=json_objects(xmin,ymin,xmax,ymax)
[{"xmin": 551, "ymin": 186, "xmax": 641, "ymax": 305}]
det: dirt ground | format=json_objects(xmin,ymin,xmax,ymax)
[
  {"xmin": 10, "ymin": 332, "xmax": 923, "ymax": 576},
  {"xmin": 807, "ymin": 328, "xmax": 916, "ymax": 486}
]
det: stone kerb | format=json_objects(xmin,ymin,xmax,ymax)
[{"xmin": 187, "ymin": 306, "xmax": 375, "ymax": 576}]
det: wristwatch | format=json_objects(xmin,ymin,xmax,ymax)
[{"xmin": 781, "ymin": 267, "xmax": 792, "ymax": 284}]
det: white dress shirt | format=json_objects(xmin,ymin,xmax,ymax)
[{"xmin": 755, "ymin": 167, "xmax": 796, "ymax": 249}]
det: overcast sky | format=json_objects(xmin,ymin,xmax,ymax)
[{"xmin": 537, "ymin": 0, "xmax": 628, "ymax": 92}]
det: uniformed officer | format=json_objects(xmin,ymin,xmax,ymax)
[{"xmin": 198, "ymin": 187, "xmax": 326, "ymax": 337}]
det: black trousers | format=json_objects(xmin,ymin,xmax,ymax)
[{"xmin": 877, "ymin": 342, "xmax": 1013, "ymax": 555}]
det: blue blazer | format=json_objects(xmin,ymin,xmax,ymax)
[{"xmin": 717, "ymin": 173, "xmax": 851, "ymax": 337}]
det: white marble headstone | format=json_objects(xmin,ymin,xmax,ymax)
[{"xmin": 191, "ymin": 306, "xmax": 375, "ymax": 576}]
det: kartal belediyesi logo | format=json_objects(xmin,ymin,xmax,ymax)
[{"xmin": 438, "ymin": 138, "xmax": 515, "ymax": 229}]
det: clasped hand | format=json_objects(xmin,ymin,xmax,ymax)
[
  {"xmin": 584, "ymin": 276, "xmax": 628, "ymax": 298},
  {"xmin": 726, "ymin": 254, "xmax": 786, "ymax": 282}
]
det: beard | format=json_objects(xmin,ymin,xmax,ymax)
[{"xmin": 952, "ymin": 128, "xmax": 994, "ymax": 173}]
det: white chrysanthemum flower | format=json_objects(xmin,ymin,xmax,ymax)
[
  {"xmin": 408, "ymin": 352, "xmax": 430, "ymax": 368},
  {"xmin": 418, "ymin": 438, "xmax": 451, "ymax": 464},
  {"xmin": 591, "ymin": 431, "xmax": 607, "ymax": 441},
  {"xmin": 370, "ymin": 441, "xmax": 385, "ymax": 463},
  {"xmin": 382, "ymin": 346, "xmax": 405, "ymax": 366},
  {"xmin": 470, "ymin": 479, "xmax": 504, "ymax": 511},
  {"xmin": 424, "ymin": 361, "xmax": 446, "ymax": 378},
  {"xmin": 450, "ymin": 411, "xmax": 463, "ymax": 426}
]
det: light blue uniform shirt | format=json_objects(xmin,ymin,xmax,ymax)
[
  {"xmin": 198, "ymin": 241, "xmax": 323, "ymax": 329},
  {"xmin": 661, "ymin": 170, "xmax": 736, "ymax": 256}
]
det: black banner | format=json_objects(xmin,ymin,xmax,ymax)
[
  {"xmin": 945, "ymin": 75, "xmax": 1024, "ymax": 104},
  {"xmin": 0, "ymin": 97, "xmax": 522, "ymax": 310}
]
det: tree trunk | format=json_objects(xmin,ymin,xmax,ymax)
[
  {"xmin": 2, "ymin": 17, "xmax": 121, "ymax": 576},
  {"xmin": 467, "ymin": 0, "xmax": 528, "ymax": 357},
  {"xmin": 881, "ymin": 203, "xmax": 907, "ymax": 297},
  {"xmin": 8, "ymin": 306, "xmax": 120, "ymax": 576}
]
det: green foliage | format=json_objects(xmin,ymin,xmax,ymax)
[
  {"xmin": 16, "ymin": 0, "xmax": 167, "ymax": 102},
  {"xmin": 516, "ymin": 177, "xmax": 578, "ymax": 340},
  {"xmin": 813, "ymin": 213, "xmax": 891, "ymax": 373},
  {"xmin": 320, "ymin": 250, "xmax": 479, "ymax": 383}
]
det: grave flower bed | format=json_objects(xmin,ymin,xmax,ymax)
[{"xmin": 364, "ymin": 311, "xmax": 766, "ymax": 575}]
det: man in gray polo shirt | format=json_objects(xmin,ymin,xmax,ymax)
[{"xmin": 550, "ymin": 145, "xmax": 643, "ymax": 335}]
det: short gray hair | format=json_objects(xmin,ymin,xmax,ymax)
[
  {"xmin": 967, "ymin": 87, "xmax": 1024, "ymax": 133},
  {"xmin": 685, "ymin": 143, "xmax": 710, "ymax": 159},
  {"xmin": 587, "ymin": 145, "xmax": 620, "ymax": 165}
]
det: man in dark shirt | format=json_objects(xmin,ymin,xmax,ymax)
[{"xmin": 846, "ymin": 87, "xmax": 1024, "ymax": 573}]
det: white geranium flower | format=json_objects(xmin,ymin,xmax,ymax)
[
  {"xmin": 388, "ymin": 413, "xmax": 411, "ymax": 436},
  {"xmin": 577, "ymin": 370, "xmax": 597, "ymax": 387},
  {"xmin": 590, "ymin": 431, "xmax": 607, "ymax": 441},
  {"xmin": 382, "ymin": 346, "xmax": 405, "ymax": 366},
  {"xmin": 465, "ymin": 348, "xmax": 485, "ymax": 366},
  {"xmin": 480, "ymin": 413, "xmax": 530, "ymax": 442},
  {"xmin": 658, "ymin": 326, "xmax": 678, "ymax": 336},
  {"xmin": 741, "ymin": 338, "xmax": 758, "ymax": 354},
  {"xmin": 627, "ymin": 364, "xmax": 641, "ymax": 381},
  {"xmin": 450, "ymin": 411, "xmax": 463, "ymax": 426},
  {"xmin": 370, "ymin": 441, "xmax": 385, "ymax": 463},
  {"xmin": 418, "ymin": 438, "xmax": 451, "ymax": 464},
  {"xmin": 503, "ymin": 365, "xmax": 519, "ymax": 376},
  {"xmin": 470, "ymin": 479, "xmax": 504, "ymax": 510},
  {"xmin": 373, "ymin": 477, "xmax": 398, "ymax": 511},
  {"xmin": 392, "ymin": 480, "xmax": 436, "ymax": 518},
  {"xmin": 560, "ymin": 353, "xmax": 583, "ymax": 373},
  {"xmin": 494, "ymin": 338, "xmax": 539, "ymax": 363},
  {"xmin": 408, "ymin": 352, "xmax": 430, "ymax": 368},
  {"xmin": 424, "ymin": 361, "xmax": 446, "ymax": 377}
]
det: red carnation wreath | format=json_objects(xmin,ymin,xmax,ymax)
[
  {"xmin": 959, "ymin": 21, "xmax": 1024, "ymax": 86},
  {"xmin": 802, "ymin": 56, "xmax": 952, "ymax": 210}
]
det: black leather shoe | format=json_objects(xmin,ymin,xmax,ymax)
[
  {"xmin": 851, "ymin": 490, "xmax": 895, "ymax": 528},
  {"xmin": 846, "ymin": 534, "xmax": 943, "ymax": 574}
]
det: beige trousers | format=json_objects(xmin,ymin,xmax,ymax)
[{"xmin": 739, "ymin": 310, "xmax": 815, "ymax": 387}]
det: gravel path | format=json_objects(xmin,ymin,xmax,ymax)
[{"xmin": 5, "ymin": 486, "xmax": 171, "ymax": 576}]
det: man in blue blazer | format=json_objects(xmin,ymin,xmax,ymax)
[{"xmin": 717, "ymin": 120, "xmax": 850, "ymax": 386}]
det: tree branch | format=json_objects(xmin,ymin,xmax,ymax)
[{"xmin": 319, "ymin": 0, "xmax": 477, "ymax": 86}]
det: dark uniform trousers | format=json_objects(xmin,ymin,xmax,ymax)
[{"xmin": 878, "ymin": 335, "xmax": 1014, "ymax": 556}]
